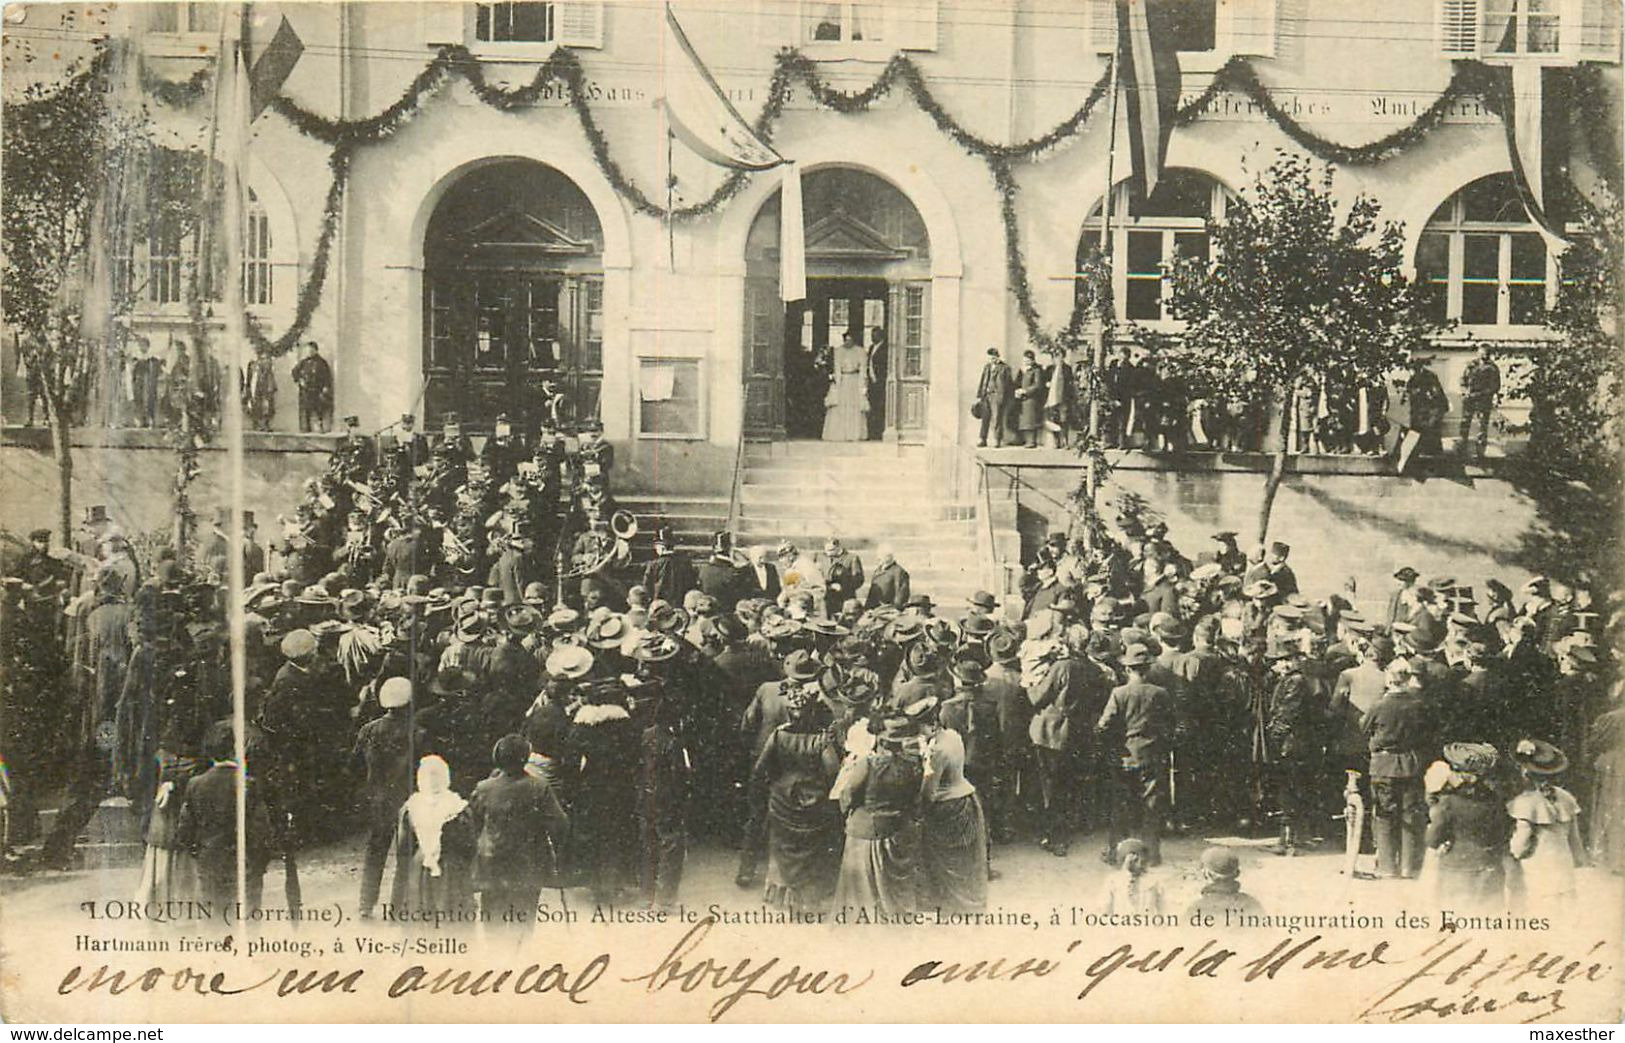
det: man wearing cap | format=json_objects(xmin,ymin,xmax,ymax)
[
  {"xmin": 1184, "ymin": 846, "xmax": 1265, "ymax": 920},
  {"xmin": 1028, "ymin": 635, "xmax": 1109, "ymax": 858},
  {"xmin": 865, "ymin": 547, "xmax": 910, "ymax": 611},
  {"xmin": 467, "ymin": 734, "xmax": 570, "ymax": 927},
  {"xmin": 1097, "ymin": 642, "xmax": 1173, "ymax": 865},
  {"xmin": 351, "ymin": 676, "xmax": 424, "ymax": 918},
  {"xmin": 974, "ymin": 347, "xmax": 1014, "ymax": 448},
  {"xmin": 983, "ymin": 629, "xmax": 1030, "ymax": 843},
  {"xmin": 1457, "ymin": 342, "xmax": 1500, "ymax": 462},
  {"xmin": 822, "ymin": 538, "xmax": 865, "ymax": 621},
  {"xmin": 1263, "ymin": 641, "xmax": 1321, "ymax": 855},
  {"xmin": 1363, "ymin": 658, "xmax": 1433, "ymax": 879},
  {"xmin": 698, "ymin": 531, "xmax": 746, "ymax": 613},
  {"xmin": 291, "ymin": 340, "xmax": 334, "ymax": 434}
]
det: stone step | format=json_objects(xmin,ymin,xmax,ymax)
[
  {"xmin": 736, "ymin": 501, "xmax": 971, "ymax": 524},
  {"xmin": 744, "ymin": 441, "xmax": 926, "ymax": 460},
  {"xmin": 736, "ymin": 517, "xmax": 976, "ymax": 540},
  {"xmin": 738, "ymin": 473, "xmax": 932, "ymax": 495}
]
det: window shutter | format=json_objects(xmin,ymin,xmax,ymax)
[
  {"xmin": 1225, "ymin": 0, "xmax": 1278, "ymax": 57},
  {"xmin": 1577, "ymin": 0, "xmax": 1622, "ymax": 61},
  {"xmin": 421, "ymin": 3, "xmax": 464, "ymax": 46},
  {"xmin": 1087, "ymin": 0, "xmax": 1117, "ymax": 53},
  {"xmin": 1438, "ymin": 0, "xmax": 1481, "ymax": 57},
  {"xmin": 884, "ymin": 0, "xmax": 939, "ymax": 51},
  {"xmin": 557, "ymin": 1, "xmax": 604, "ymax": 48}
]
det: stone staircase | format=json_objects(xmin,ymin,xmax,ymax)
[{"xmin": 735, "ymin": 441, "xmax": 983, "ymax": 609}]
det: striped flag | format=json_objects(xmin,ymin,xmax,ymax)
[
  {"xmin": 1494, "ymin": 62, "xmax": 1572, "ymax": 244},
  {"xmin": 660, "ymin": 3, "xmax": 784, "ymax": 171},
  {"xmin": 1116, "ymin": 0, "xmax": 1182, "ymax": 199}
]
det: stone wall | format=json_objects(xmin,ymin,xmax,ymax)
[
  {"xmin": 0, "ymin": 428, "xmax": 333, "ymax": 542},
  {"xmin": 980, "ymin": 450, "xmax": 1553, "ymax": 619}
]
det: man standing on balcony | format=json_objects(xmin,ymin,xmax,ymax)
[
  {"xmin": 292, "ymin": 341, "xmax": 334, "ymax": 434},
  {"xmin": 1458, "ymin": 343, "xmax": 1501, "ymax": 462},
  {"xmin": 1013, "ymin": 350, "xmax": 1047, "ymax": 449},
  {"xmin": 974, "ymin": 347, "xmax": 1013, "ymax": 448}
]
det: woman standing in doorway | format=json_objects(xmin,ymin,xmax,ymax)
[{"xmin": 822, "ymin": 332, "xmax": 869, "ymax": 442}]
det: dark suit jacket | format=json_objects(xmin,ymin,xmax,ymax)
[
  {"xmin": 743, "ymin": 562, "xmax": 781, "ymax": 601},
  {"xmin": 864, "ymin": 562, "xmax": 910, "ymax": 610},
  {"xmin": 977, "ymin": 360, "xmax": 1013, "ymax": 405},
  {"xmin": 697, "ymin": 559, "xmax": 746, "ymax": 612},
  {"xmin": 467, "ymin": 771, "xmax": 569, "ymax": 892},
  {"xmin": 1016, "ymin": 364, "xmax": 1047, "ymax": 430}
]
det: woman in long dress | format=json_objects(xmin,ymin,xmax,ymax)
[
  {"xmin": 1506, "ymin": 739, "xmax": 1587, "ymax": 912},
  {"xmin": 753, "ymin": 683, "xmax": 843, "ymax": 912},
  {"xmin": 390, "ymin": 754, "xmax": 475, "ymax": 916},
  {"xmin": 822, "ymin": 336, "xmax": 869, "ymax": 442},
  {"xmin": 1423, "ymin": 743, "xmax": 1510, "ymax": 911},
  {"xmin": 1585, "ymin": 692, "xmax": 1625, "ymax": 874},
  {"xmin": 833, "ymin": 704, "xmax": 930, "ymax": 915},
  {"xmin": 920, "ymin": 709, "xmax": 989, "ymax": 913}
]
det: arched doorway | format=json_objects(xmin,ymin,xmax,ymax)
[
  {"xmin": 743, "ymin": 167, "xmax": 932, "ymax": 442},
  {"xmin": 422, "ymin": 159, "xmax": 605, "ymax": 433}
]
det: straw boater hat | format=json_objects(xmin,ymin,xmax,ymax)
[
  {"xmin": 1243, "ymin": 580, "xmax": 1278, "ymax": 600},
  {"xmin": 589, "ymin": 616, "xmax": 627, "ymax": 650},
  {"xmin": 633, "ymin": 633, "xmax": 681, "ymax": 663},
  {"xmin": 546, "ymin": 645, "xmax": 595, "ymax": 681}
]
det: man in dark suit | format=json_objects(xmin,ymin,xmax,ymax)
[
  {"xmin": 468, "ymin": 734, "xmax": 569, "ymax": 926},
  {"xmin": 1097, "ymin": 643, "xmax": 1174, "ymax": 865},
  {"xmin": 696, "ymin": 531, "xmax": 746, "ymax": 613},
  {"xmin": 1013, "ymin": 350, "xmax": 1047, "ymax": 448},
  {"xmin": 178, "ymin": 721, "xmax": 275, "ymax": 912},
  {"xmin": 742, "ymin": 545, "xmax": 780, "ymax": 601},
  {"xmin": 974, "ymin": 347, "xmax": 1013, "ymax": 448},
  {"xmin": 1244, "ymin": 541, "xmax": 1299, "ymax": 599},
  {"xmin": 822, "ymin": 538, "xmax": 865, "ymax": 620},
  {"xmin": 864, "ymin": 547, "xmax": 910, "ymax": 610},
  {"xmin": 642, "ymin": 527, "xmax": 698, "ymax": 606}
]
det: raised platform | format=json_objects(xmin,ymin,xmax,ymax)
[{"xmin": 976, "ymin": 445, "xmax": 1504, "ymax": 479}]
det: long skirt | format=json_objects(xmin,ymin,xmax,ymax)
[
  {"xmin": 134, "ymin": 845, "xmax": 196, "ymax": 905},
  {"xmin": 764, "ymin": 804, "xmax": 842, "ymax": 913},
  {"xmin": 833, "ymin": 822, "xmax": 920, "ymax": 917},
  {"xmin": 921, "ymin": 794, "xmax": 988, "ymax": 913}
]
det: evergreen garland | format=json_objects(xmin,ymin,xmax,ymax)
[{"xmin": 147, "ymin": 36, "xmax": 1540, "ymax": 359}]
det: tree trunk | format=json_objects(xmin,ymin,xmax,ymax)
[
  {"xmin": 51, "ymin": 402, "xmax": 74, "ymax": 547},
  {"xmin": 1256, "ymin": 392, "xmax": 1291, "ymax": 547}
]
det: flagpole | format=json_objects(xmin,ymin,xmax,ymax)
[
  {"xmin": 219, "ymin": 3, "xmax": 252, "ymax": 925},
  {"xmin": 1086, "ymin": 50, "xmax": 1121, "ymax": 546}
]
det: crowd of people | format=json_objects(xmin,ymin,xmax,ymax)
[
  {"xmin": 1, "ymin": 416, "xmax": 1619, "ymax": 930},
  {"xmin": 973, "ymin": 342, "xmax": 1499, "ymax": 472}
]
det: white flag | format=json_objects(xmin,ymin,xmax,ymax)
[
  {"xmin": 661, "ymin": 4, "xmax": 783, "ymax": 170},
  {"xmin": 780, "ymin": 161, "xmax": 806, "ymax": 304}
]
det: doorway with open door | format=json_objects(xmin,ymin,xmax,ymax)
[{"xmin": 743, "ymin": 167, "xmax": 932, "ymax": 443}]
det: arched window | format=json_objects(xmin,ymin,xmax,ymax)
[
  {"xmin": 243, "ymin": 188, "xmax": 273, "ymax": 306},
  {"xmin": 1078, "ymin": 169, "xmax": 1232, "ymax": 324},
  {"xmin": 1416, "ymin": 174, "xmax": 1554, "ymax": 328}
]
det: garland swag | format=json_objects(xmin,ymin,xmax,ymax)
[{"xmin": 146, "ymin": 39, "xmax": 1518, "ymax": 358}]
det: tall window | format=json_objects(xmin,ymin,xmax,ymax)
[
  {"xmin": 1416, "ymin": 174, "xmax": 1553, "ymax": 327},
  {"xmin": 475, "ymin": 2, "xmax": 554, "ymax": 42},
  {"xmin": 243, "ymin": 189, "xmax": 274, "ymax": 306},
  {"xmin": 1484, "ymin": 0, "xmax": 1560, "ymax": 54},
  {"xmin": 1079, "ymin": 170, "xmax": 1230, "ymax": 324},
  {"xmin": 1162, "ymin": 0, "xmax": 1218, "ymax": 53}
]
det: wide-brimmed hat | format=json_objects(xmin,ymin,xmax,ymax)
[
  {"xmin": 1393, "ymin": 566, "xmax": 1419, "ymax": 582},
  {"xmin": 888, "ymin": 616, "xmax": 924, "ymax": 642},
  {"xmin": 296, "ymin": 586, "xmax": 335, "ymax": 607},
  {"xmin": 950, "ymin": 657, "xmax": 987, "ymax": 685},
  {"xmin": 503, "ymin": 604, "xmax": 541, "ymax": 633},
  {"xmin": 1189, "ymin": 562, "xmax": 1222, "ymax": 582},
  {"xmin": 522, "ymin": 581, "xmax": 550, "ymax": 605},
  {"xmin": 988, "ymin": 629, "xmax": 1021, "ymax": 663},
  {"xmin": 782, "ymin": 649, "xmax": 820, "ymax": 682},
  {"xmin": 925, "ymin": 619, "xmax": 959, "ymax": 647},
  {"xmin": 546, "ymin": 645, "xmax": 595, "ymax": 680},
  {"xmin": 633, "ymin": 633, "xmax": 681, "ymax": 662},
  {"xmin": 905, "ymin": 594, "xmax": 933, "ymax": 611},
  {"xmin": 1512, "ymin": 738, "xmax": 1568, "ymax": 775},
  {"xmin": 1243, "ymin": 580, "xmax": 1277, "ymax": 600},
  {"xmin": 1120, "ymin": 642, "xmax": 1154, "ymax": 667},
  {"xmin": 431, "ymin": 667, "xmax": 475, "ymax": 696},
  {"xmin": 1442, "ymin": 742, "xmax": 1499, "ymax": 775},
  {"xmin": 480, "ymin": 588, "xmax": 504, "ymax": 609},
  {"xmin": 806, "ymin": 618, "xmax": 851, "ymax": 637},
  {"xmin": 547, "ymin": 606, "xmax": 582, "ymax": 630},
  {"xmin": 968, "ymin": 591, "xmax": 997, "ymax": 612},
  {"xmin": 648, "ymin": 602, "xmax": 690, "ymax": 634},
  {"xmin": 960, "ymin": 614, "xmax": 997, "ymax": 638},
  {"xmin": 761, "ymin": 617, "xmax": 803, "ymax": 642},
  {"xmin": 589, "ymin": 617, "xmax": 627, "ymax": 649}
]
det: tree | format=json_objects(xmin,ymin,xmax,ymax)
[
  {"xmin": 1164, "ymin": 153, "xmax": 1438, "ymax": 545},
  {"xmin": 2, "ymin": 47, "xmax": 146, "ymax": 543},
  {"xmin": 1500, "ymin": 188, "xmax": 1623, "ymax": 590}
]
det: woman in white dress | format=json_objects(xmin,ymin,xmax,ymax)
[
  {"xmin": 822, "ymin": 335, "xmax": 869, "ymax": 442},
  {"xmin": 1506, "ymin": 738, "xmax": 1587, "ymax": 913}
]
